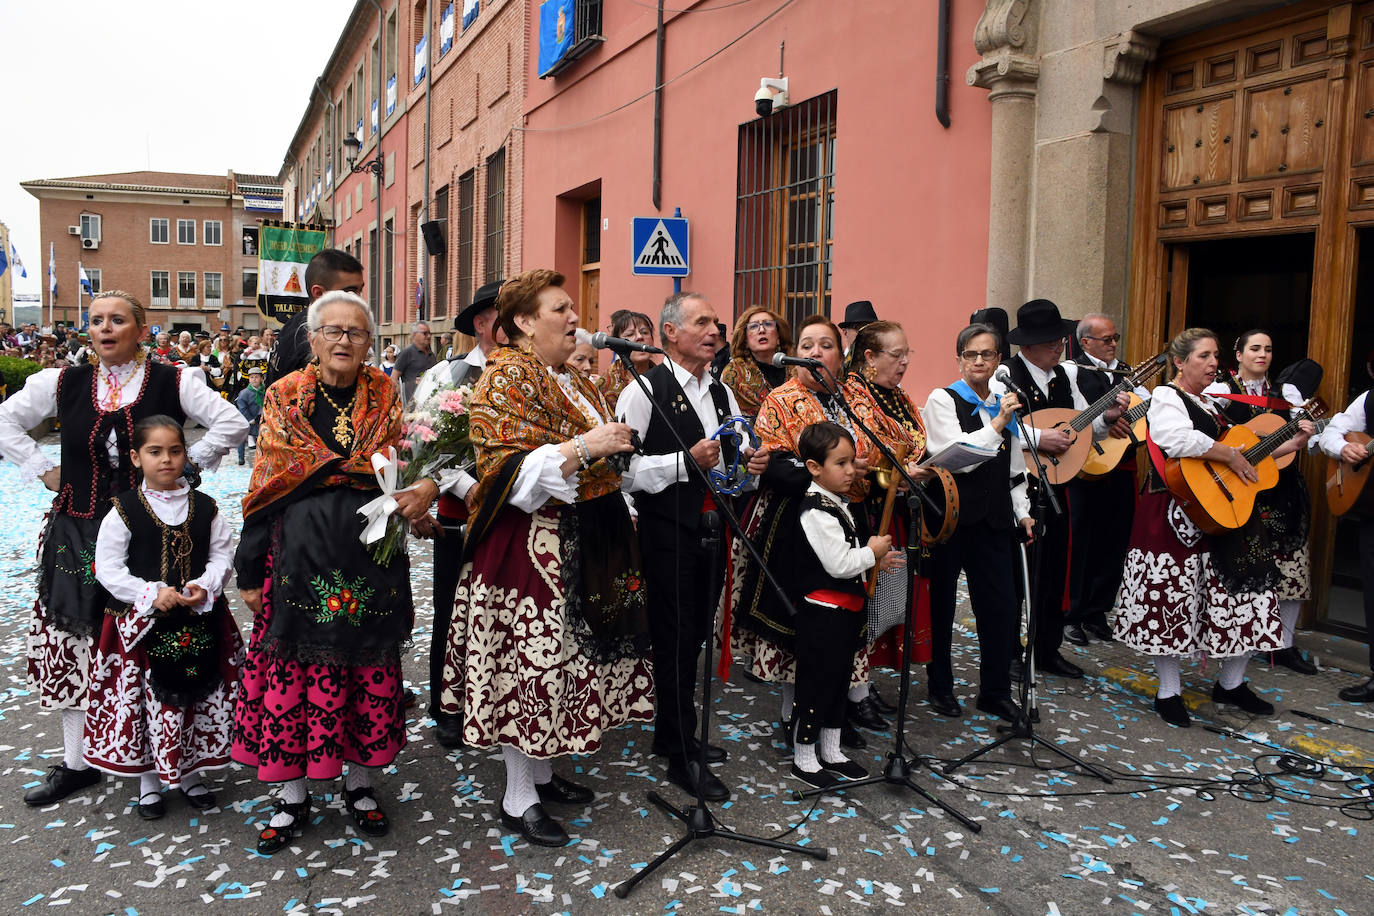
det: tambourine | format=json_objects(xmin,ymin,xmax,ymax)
[
  {"xmin": 918, "ymin": 466, "xmax": 960, "ymax": 544},
  {"xmin": 709, "ymin": 415, "xmax": 761, "ymax": 495}
]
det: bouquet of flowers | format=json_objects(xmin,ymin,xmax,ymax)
[{"xmin": 363, "ymin": 384, "xmax": 475, "ymax": 565}]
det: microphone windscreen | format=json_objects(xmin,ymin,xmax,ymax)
[
  {"xmin": 590, "ymin": 331, "xmax": 610, "ymax": 349},
  {"xmin": 771, "ymin": 352, "xmax": 787, "ymax": 367}
]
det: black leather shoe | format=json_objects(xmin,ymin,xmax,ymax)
[
  {"xmin": 975, "ymin": 695, "xmax": 1025, "ymax": 724},
  {"xmin": 181, "ymin": 786, "xmax": 217, "ymax": 810},
  {"xmin": 1212, "ymin": 681, "xmax": 1275, "ymax": 716},
  {"xmin": 23, "ymin": 764, "xmax": 101, "ymax": 806},
  {"xmin": 1272, "ymin": 647, "xmax": 1318, "ymax": 676},
  {"xmin": 536, "ymin": 773, "xmax": 594, "ymax": 805},
  {"xmin": 433, "ymin": 713, "xmax": 465, "ymax": 749},
  {"xmin": 790, "ymin": 763, "xmax": 839, "ymax": 789},
  {"xmin": 846, "ymin": 696, "xmax": 889, "ymax": 731},
  {"xmin": 1083, "ymin": 620, "xmax": 1115, "ymax": 643},
  {"xmin": 1153, "ymin": 694, "xmax": 1190, "ymax": 728},
  {"xmin": 819, "ymin": 756, "xmax": 868, "ymax": 780},
  {"xmin": 344, "ymin": 787, "xmax": 390, "ymax": 837},
  {"xmin": 1064, "ymin": 624, "xmax": 1089, "ymax": 647},
  {"xmin": 928, "ymin": 693, "xmax": 962, "ymax": 718},
  {"xmin": 665, "ymin": 758, "xmax": 730, "ymax": 802},
  {"xmin": 500, "ymin": 802, "xmax": 569, "ymax": 847},
  {"xmin": 403, "ymin": 687, "xmax": 418, "ymax": 709},
  {"xmin": 651, "ymin": 739, "xmax": 728, "ymax": 764},
  {"xmin": 868, "ymin": 684, "xmax": 897, "ymax": 715},
  {"xmin": 1009, "ymin": 657, "xmax": 1026, "ymax": 682},
  {"xmin": 257, "ymin": 797, "xmax": 311, "ymax": 855},
  {"xmin": 1040, "ymin": 653, "xmax": 1085, "ymax": 679},
  {"xmin": 840, "ymin": 721, "xmax": 868, "ymax": 750},
  {"xmin": 1339, "ymin": 675, "xmax": 1374, "ymax": 703},
  {"xmin": 137, "ymin": 792, "xmax": 166, "ymax": 820}
]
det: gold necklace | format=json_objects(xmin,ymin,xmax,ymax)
[{"xmin": 317, "ymin": 383, "xmax": 357, "ymax": 449}]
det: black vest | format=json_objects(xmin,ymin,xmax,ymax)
[
  {"xmin": 1145, "ymin": 386, "xmax": 1227, "ymax": 490},
  {"xmin": 792, "ymin": 490, "xmax": 872, "ymax": 602},
  {"xmin": 1005, "ymin": 355, "xmax": 1073, "ymax": 411},
  {"xmin": 945, "ymin": 389, "xmax": 1015, "ymax": 530},
  {"xmin": 635, "ymin": 362, "xmax": 736, "ymax": 529},
  {"xmin": 55, "ymin": 362, "xmax": 186, "ymax": 519},
  {"xmin": 1073, "ymin": 354, "xmax": 1115, "ymax": 404},
  {"xmin": 112, "ymin": 488, "xmax": 215, "ymax": 589}
]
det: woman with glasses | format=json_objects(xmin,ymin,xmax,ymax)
[
  {"xmin": 722, "ymin": 315, "xmax": 915, "ymax": 753},
  {"xmin": 920, "ymin": 324, "xmax": 1033, "ymax": 724},
  {"xmin": 844, "ymin": 321, "xmax": 933, "ymax": 722},
  {"xmin": 720, "ymin": 306, "xmax": 793, "ymax": 419},
  {"xmin": 232, "ymin": 292, "xmax": 436, "ymax": 853},
  {"xmin": 595, "ymin": 309, "xmax": 658, "ymax": 408}
]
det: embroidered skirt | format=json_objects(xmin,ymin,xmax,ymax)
[
  {"xmin": 231, "ymin": 554, "xmax": 406, "ymax": 782},
  {"xmin": 29, "ymin": 513, "xmax": 106, "ymax": 710},
  {"xmin": 439, "ymin": 505, "xmax": 655, "ymax": 758},
  {"xmin": 85, "ymin": 601, "xmax": 243, "ymax": 786},
  {"xmin": 1113, "ymin": 490, "xmax": 1281, "ymax": 658}
]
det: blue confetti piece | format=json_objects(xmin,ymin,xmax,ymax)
[
  {"xmin": 500, "ymin": 835, "xmax": 516, "ymax": 856},
  {"xmin": 283, "ymin": 900, "xmax": 298, "ymax": 911},
  {"xmin": 50, "ymin": 859, "xmax": 64, "ymax": 867},
  {"xmin": 591, "ymin": 883, "xmax": 606, "ymax": 899},
  {"xmin": 21, "ymin": 895, "xmax": 43, "ymax": 907}
]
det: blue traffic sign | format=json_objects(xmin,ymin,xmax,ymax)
[{"xmin": 632, "ymin": 217, "xmax": 689, "ymax": 277}]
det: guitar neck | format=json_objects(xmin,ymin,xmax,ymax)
[
  {"xmin": 1244, "ymin": 413, "xmax": 1315, "ymax": 463},
  {"xmin": 1068, "ymin": 381, "xmax": 1127, "ymax": 433},
  {"xmin": 1124, "ymin": 400, "xmax": 1151, "ymax": 424}
]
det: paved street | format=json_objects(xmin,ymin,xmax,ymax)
[{"xmin": 1, "ymin": 438, "xmax": 1373, "ymax": 915}]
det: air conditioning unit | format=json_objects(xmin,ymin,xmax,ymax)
[
  {"xmin": 82, "ymin": 238, "xmax": 99, "ymax": 250},
  {"xmin": 67, "ymin": 226, "xmax": 80, "ymax": 235}
]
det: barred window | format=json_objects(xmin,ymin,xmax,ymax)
[
  {"xmin": 485, "ymin": 148, "xmax": 506, "ymax": 283},
  {"xmin": 734, "ymin": 90, "xmax": 836, "ymax": 331},
  {"xmin": 457, "ymin": 169, "xmax": 475, "ymax": 310}
]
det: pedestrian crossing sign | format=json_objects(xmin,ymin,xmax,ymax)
[{"xmin": 632, "ymin": 217, "xmax": 690, "ymax": 277}]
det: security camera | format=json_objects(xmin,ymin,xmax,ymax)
[{"xmin": 753, "ymin": 77, "xmax": 789, "ymax": 117}]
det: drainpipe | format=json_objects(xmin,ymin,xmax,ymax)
[
  {"xmin": 652, "ymin": 0, "xmax": 665, "ymax": 210},
  {"xmin": 935, "ymin": 0, "xmax": 951, "ymax": 128},
  {"xmin": 421, "ymin": 8, "xmax": 433, "ymax": 320},
  {"xmin": 366, "ymin": 0, "xmax": 386, "ymax": 364}
]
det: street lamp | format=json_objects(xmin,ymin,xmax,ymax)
[{"xmin": 343, "ymin": 133, "xmax": 385, "ymax": 366}]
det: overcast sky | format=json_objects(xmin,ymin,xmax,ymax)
[{"xmin": 0, "ymin": 2, "xmax": 349, "ymax": 297}]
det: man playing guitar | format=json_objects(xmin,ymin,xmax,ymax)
[{"xmin": 1319, "ymin": 391, "xmax": 1374, "ymax": 702}]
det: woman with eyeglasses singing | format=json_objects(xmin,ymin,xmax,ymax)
[
  {"xmin": 231, "ymin": 291, "xmax": 437, "ymax": 854},
  {"xmin": 919, "ymin": 323, "xmax": 1033, "ymax": 726},
  {"xmin": 719, "ymin": 306, "xmax": 794, "ymax": 419}
]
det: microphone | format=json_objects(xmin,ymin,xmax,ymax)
[
  {"xmin": 771, "ymin": 352, "xmax": 824, "ymax": 369},
  {"xmin": 590, "ymin": 331, "xmax": 665, "ymax": 355},
  {"xmin": 993, "ymin": 367, "xmax": 1028, "ymax": 398}
]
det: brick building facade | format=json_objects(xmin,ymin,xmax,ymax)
[
  {"xmin": 280, "ymin": 0, "xmax": 523, "ymax": 355},
  {"xmin": 21, "ymin": 170, "xmax": 282, "ymax": 334}
]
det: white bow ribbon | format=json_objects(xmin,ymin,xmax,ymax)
[{"xmin": 357, "ymin": 447, "xmax": 420, "ymax": 545}]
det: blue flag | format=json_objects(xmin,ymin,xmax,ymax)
[
  {"xmin": 49, "ymin": 242, "xmax": 56, "ymax": 301},
  {"xmin": 0, "ymin": 244, "xmax": 7, "ymax": 278},
  {"xmin": 79, "ymin": 265, "xmax": 96, "ymax": 299},
  {"xmin": 10, "ymin": 243, "xmax": 25, "ymax": 278},
  {"xmin": 538, "ymin": 0, "xmax": 576, "ymax": 77}
]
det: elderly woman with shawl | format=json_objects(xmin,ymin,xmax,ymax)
[
  {"xmin": 231, "ymin": 291, "xmax": 436, "ymax": 854},
  {"xmin": 439, "ymin": 269, "xmax": 654, "ymax": 849}
]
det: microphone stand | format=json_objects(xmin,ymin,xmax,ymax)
[
  {"xmin": 612, "ymin": 353, "xmax": 825, "ymax": 901},
  {"xmin": 788, "ymin": 365, "xmax": 981, "ymax": 832},
  {"xmin": 942, "ymin": 381, "xmax": 1112, "ymax": 783}
]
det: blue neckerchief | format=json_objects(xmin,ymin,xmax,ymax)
[{"xmin": 948, "ymin": 378, "xmax": 1000, "ymax": 419}]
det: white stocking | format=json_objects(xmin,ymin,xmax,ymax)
[
  {"xmin": 1218, "ymin": 654, "xmax": 1249, "ymax": 690},
  {"xmin": 269, "ymin": 777, "xmax": 307, "ymax": 828},
  {"xmin": 532, "ymin": 757, "xmax": 553, "ymax": 785},
  {"xmin": 793, "ymin": 740, "xmax": 821, "ymax": 773},
  {"xmin": 345, "ymin": 765, "xmax": 378, "ymax": 811},
  {"xmin": 181, "ymin": 771, "xmax": 207, "ymax": 796},
  {"xmin": 1279, "ymin": 600, "xmax": 1301, "ymax": 649},
  {"xmin": 61, "ymin": 709, "xmax": 86, "ymax": 770},
  {"xmin": 1154, "ymin": 657, "xmax": 1182, "ymax": 699},
  {"xmin": 818, "ymin": 727, "xmax": 848, "ymax": 764},
  {"xmin": 501, "ymin": 746, "xmax": 538, "ymax": 818},
  {"xmin": 846, "ymin": 684, "xmax": 869, "ymax": 702},
  {"xmin": 138, "ymin": 771, "xmax": 161, "ymax": 803}
]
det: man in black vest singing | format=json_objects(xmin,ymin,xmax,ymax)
[
  {"xmin": 1063, "ymin": 313, "xmax": 1144, "ymax": 647},
  {"xmin": 997, "ymin": 299, "xmax": 1127, "ymax": 681},
  {"xmin": 618, "ymin": 292, "xmax": 769, "ymax": 802}
]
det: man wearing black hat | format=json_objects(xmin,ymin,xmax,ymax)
[
  {"xmin": 413, "ymin": 279, "xmax": 504, "ymax": 748},
  {"xmin": 839, "ymin": 300, "xmax": 879, "ymax": 358},
  {"xmin": 997, "ymin": 299, "xmax": 1128, "ymax": 681}
]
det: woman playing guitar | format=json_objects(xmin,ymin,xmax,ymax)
[
  {"xmin": 1115, "ymin": 329, "xmax": 1292, "ymax": 727},
  {"xmin": 1203, "ymin": 330, "xmax": 1320, "ymax": 675}
]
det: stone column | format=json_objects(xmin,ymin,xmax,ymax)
[{"xmin": 968, "ymin": 1, "xmax": 1041, "ymax": 312}]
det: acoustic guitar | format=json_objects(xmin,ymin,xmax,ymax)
[
  {"xmin": 1078, "ymin": 395, "xmax": 1150, "ymax": 478},
  {"xmin": 1325, "ymin": 431, "xmax": 1374, "ymax": 519},
  {"xmin": 1023, "ymin": 354, "xmax": 1167, "ymax": 485},
  {"xmin": 1244, "ymin": 413, "xmax": 1329, "ymax": 470},
  {"xmin": 1164, "ymin": 399, "xmax": 1322, "ymax": 534}
]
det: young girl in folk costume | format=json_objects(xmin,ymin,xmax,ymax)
[
  {"xmin": 790, "ymin": 422, "xmax": 901, "ymax": 788},
  {"xmin": 89, "ymin": 416, "xmax": 242, "ymax": 818}
]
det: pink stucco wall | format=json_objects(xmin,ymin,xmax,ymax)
[{"xmin": 522, "ymin": 0, "xmax": 992, "ymax": 398}]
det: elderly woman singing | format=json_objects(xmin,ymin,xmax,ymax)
[
  {"xmin": 232, "ymin": 291, "xmax": 436, "ymax": 854},
  {"xmin": 439, "ymin": 269, "xmax": 654, "ymax": 848}
]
